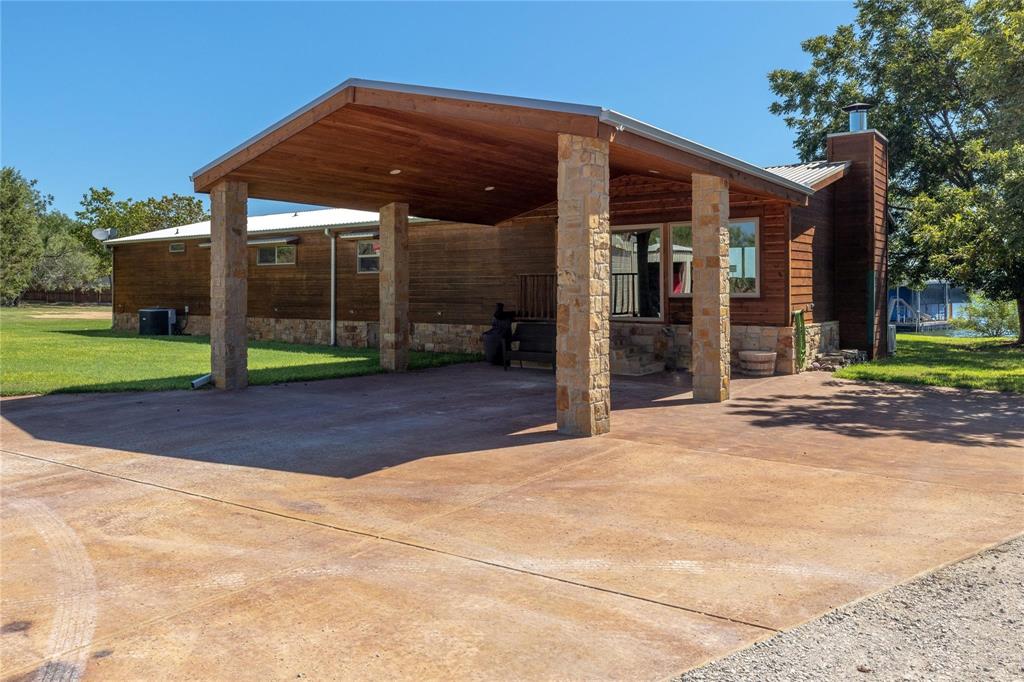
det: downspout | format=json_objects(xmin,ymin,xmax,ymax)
[
  {"xmin": 325, "ymin": 228, "xmax": 336, "ymax": 345},
  {"xmin": 109, "ymin": 245, "xmax": 115, "ymax": 326}
]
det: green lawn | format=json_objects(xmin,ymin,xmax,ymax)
[
  {"xmin": 835, "ymin": 333, "xmax": 1023, "ymax": 393},
  {"xmin": 0, "ymin": 306, "xmax": 479, "ymax": 395}
]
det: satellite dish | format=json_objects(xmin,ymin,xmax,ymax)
[{"xmin": 91, "ymin": 228, "xmax": 110, "ymax": 241}]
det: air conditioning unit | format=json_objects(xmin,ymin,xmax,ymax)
[
  {"xmin": 139, "ymin": 308, "xmax": 177, "ymax": 335},
  {"xmin": 887, "ymin": 324, "xmax": 897, "ymax": 355}
]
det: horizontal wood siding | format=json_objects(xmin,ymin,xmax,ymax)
[
  {"xmin": 113, "ymin": 241, "xmax": 212, "ymax": 317},
  {"xmin": 790, "ymin": 184, "xmax": 835, "ymax": 323},
  {"xmin": 114, "ymin": 220, "xmax": 555, "ymax": 328},
  {"xmin": 113, "ymin": 174, "xmax": 796, "ymax": 333}
]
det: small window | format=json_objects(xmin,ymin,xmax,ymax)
[
  {"xmin": 356, "ymin": 240, "xmax": 380, "ymax": 273},
  {"xmin": 169, "ymin": 242, "xmax": 185, "ymax": 253},
  {"xmin": 669, "ymin": 218, "xmax": 759, "ymax": 296},
  {"xmin": 257, "ymin": 245, "xmax": 296, "ymax": 266}
]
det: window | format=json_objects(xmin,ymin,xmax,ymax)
[
  {"xmin": 356, "ymin": 240, "xmax": 380, "ymax": 273},
  {"xmin": 256, "ymin": 245, "xmax": 296, "ymax": 265},
  {"xmin": 611, "ymin": 226, "xmax": 662, "ymax": 319},
  {"xmin": 169, "ymin": 242, "xmax": 185, "ymax": 253},
  {"xmin": 669, "ymin": 218, "xmax": 759, "ymax": 296}
]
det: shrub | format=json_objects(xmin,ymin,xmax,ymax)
[{"xmin": 953, "ymin": 294, "xmax": 1020, "ymax": 338}]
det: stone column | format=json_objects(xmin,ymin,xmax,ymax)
[
  {"xmin": 379, "ymin": 201, "xmax": 409, "ymax": 372},
  {"xmin": 691, "ymin": 173, "xmax": 730, "ymax": 402},
  {"xmin": 555, "ymin": 133, "xmax": 611, "ymax": 436},
  {"xmin": 210, "ymin": 179, "xmax": 248, "ymax": 390}
]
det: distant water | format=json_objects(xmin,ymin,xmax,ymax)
[{"xmin": 903, "ymin": 329, "xmax": 984, "ymax": 338}]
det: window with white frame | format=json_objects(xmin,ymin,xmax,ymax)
[
  {"xmin": 669, "ymin": 218, "xmax": 759, "ymax": 296},
  {"xmin": 356, "ymin": 240, "xmax": 380, "ymax": 273},
  {"xmin": 256, "ymin": 245, "xmax": 296, "ymax": 265}
]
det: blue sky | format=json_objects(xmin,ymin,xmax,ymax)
[{"xmin": 2, "ymin": 2, "xmax": 856, "ymax": 217}]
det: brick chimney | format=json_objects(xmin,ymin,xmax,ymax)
[{"xmin": 827, "ymin": 105, "xmax": 889, "ymax": 358}]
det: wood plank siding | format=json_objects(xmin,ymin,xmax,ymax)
[
  {"xmin": 114, "ymin": 220, "xmax": 554, "ymax": 327},
  {"xmin": 789, "ymin": 184, "xmax": 835, "ymax": 323},
  {"xmin": 114, "ymin": 174, "xmax": 796, "ymax": 331}
]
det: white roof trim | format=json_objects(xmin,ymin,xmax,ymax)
[
  {"xmin": 197, "ymin": 236, "xmax": 299, "ymax": 249},
  {"xmin": 105, "ymin": 207, "xmax": 433, "ymax": 246},
  {"xmin": 191, "ymin": 78, "xmax": 814, "ymax": 198}
]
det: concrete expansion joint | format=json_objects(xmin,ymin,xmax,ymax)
[{"xmin": 3, "ymin": 447, "xmax": 780, "ymax": 635}]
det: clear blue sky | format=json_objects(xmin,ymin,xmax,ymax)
[{"xmin": 2, "ymin": 2, "xmax": 855, "ymax": 217}]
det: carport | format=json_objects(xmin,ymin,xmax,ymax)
[{"xmin": 191, "ymin": 79, "xmax": 812, "ymax": 435}]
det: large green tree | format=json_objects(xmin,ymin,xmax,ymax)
[
  {"xmin": 32, "ymin": 211, "xmax": 102, "ymax": 293},
  {"xmin": 768, "ymin": 0, "xmax": 1024, "ymax": 342},
  {"xmin": 0, "ymin": 168, "xmax": 48, "ymax": 304},
  {"xmin": 75, "ymin": 188, "xmax": 208, "ymax": 271}
]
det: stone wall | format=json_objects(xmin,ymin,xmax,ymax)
[
  {"xmin": 113, "ymin": 312, "xmax": 482, "ymax": 354},
  {"xmin": 609, "ymin": 321, "xmax": 840, "ymax": 376},
  {"xmin": 410, "ymin": 322, "xmax": 488, "ymax": 353},
  {"xmin": 803, "ymin": 321, "xmax": 841, "ymax": 368}
]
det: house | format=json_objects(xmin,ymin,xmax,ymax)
[{"xmin": 106, "ymin": 80, "xmax": 888, "ymax": 437}]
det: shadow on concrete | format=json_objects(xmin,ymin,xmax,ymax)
[
  {"xmin": 726, "ymin": 379, "xmax": 1024, "ymax": 448},
  {"xmin": 1, "ymin": 365, "xmax": 687, "ymax": 479}
]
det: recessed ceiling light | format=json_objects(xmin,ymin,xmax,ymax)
[
  {"xmin": 484, "ymin": 186, "xmax": 495, "ymax": 191},
  {"xmin": 389, "ymin": 169, "xmax": 402, "ymax": 175}
]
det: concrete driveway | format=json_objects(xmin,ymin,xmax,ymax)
[{"xmin": 2, "ymin": 365, "xmax": 1021, "ymax": 680}]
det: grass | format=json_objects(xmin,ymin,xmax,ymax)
[
  {"xmin": 0, "ymin": 305, "xmax": 480, "ymax": 395},
  {"xmin": 835, "ymin": 333, "xmax": 1023, "ymax": 393}
]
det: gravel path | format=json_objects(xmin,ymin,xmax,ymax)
[{"xmin": 680, "ymin": 535, "xmax": 1024, "ymax": 681}]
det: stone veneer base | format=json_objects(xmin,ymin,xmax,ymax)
[
  {"xmin": 611, "ymin": 320, "xmax": 840, "ymax": 376},
  {"xmin": 113, "ymin": 314, "xmax": 487, "ymax": 355},
  {"xmin": 113, "ymin": 313, "xmax": 839, "ymax": 376}
]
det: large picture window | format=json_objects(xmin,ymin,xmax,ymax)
[
  {"xmin": 356, "ymin": 240, "xmax": 380, "ymax": 273},
  {"xmin": 669, "ymin": 218, "xmax": 759, "ymax": 296},
  {"xmin": 611, "ymin": 226, "xmax": 662, "ymax": 319},
  {"xmin": 256, "ymin": 245, "xmax": 296, "ymax": 266}
]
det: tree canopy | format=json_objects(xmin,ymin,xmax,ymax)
[
  {"xmin": 32, "ymin": 211, "xmax": 103, "ymax": 294},
  {"xmin": 769, "ymin": 0, "xmax": 1024, "ymax": 342},
  {"xmin": 0, "ymin": 168, "xmax": 47, "ymax": 303},
  {"xmin": 75, "ymin": 188, "xmax": 208, "ymax": 270}
]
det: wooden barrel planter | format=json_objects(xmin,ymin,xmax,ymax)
[{"xmin": 739, "ymin": 350, "xmax": 777, "ymax": 376}]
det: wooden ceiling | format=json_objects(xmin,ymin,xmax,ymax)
[{"xmin": 193, "ymin": 84, "xmax": 808, "ymax": 225}]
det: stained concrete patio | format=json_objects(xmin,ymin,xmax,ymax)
[{"xmin": 1, "ymin": 365, "xmax": 1021, "ymax": 680}]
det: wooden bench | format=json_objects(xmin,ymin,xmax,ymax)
[{"xmin": 504, "ymin": 322, "xmax": 556, "ymax": 372}]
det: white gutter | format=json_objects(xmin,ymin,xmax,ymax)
[
  {"xmin": 598, "ymin": 110, "xmax": 814, "ymax": 197},
  {"xmin": 326, "ymin": 228, "xmax": 336, "ymax": 346},
  {"xmin": 197, "ymin": 236, "xmax": 299, "ymax": 249}
]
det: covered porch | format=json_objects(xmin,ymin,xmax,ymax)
[{"xmin": 193, "ymin": 79, "xmax": 812, "ymax": 435}]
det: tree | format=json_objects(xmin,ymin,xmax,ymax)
[
  {"xmin": 0, "ymin": 168, "xmax": 47, "ymax": 304},
  {"xmin": 767, "ymin": 0, "xmax": 1024, "ymax": 341},
  {"xmin": 75, "ymin": 188, "xmax": 208, "ymax": 271},
  {"xmin": 954, "ymin": 293, "xmax": 1021, "ymax": 338},
  {"xmin": 910, "ymin": 142, "xmax": 1024, "ymax": 343},
  {"xmin": 31, "ymin": 211, "xmax": 102, "ymax": 293}
]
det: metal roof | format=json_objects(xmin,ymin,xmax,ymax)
[
  {"xmin": 192, "ymin": 78, "xmax": 816, "ymax": 199},
  {"xmin": 104, "ymin": 208, "xmax": 428, "ymax": 245},
  {"xmin": 764, "ymin": 160, "xmax": 850, "ymax": 188}
]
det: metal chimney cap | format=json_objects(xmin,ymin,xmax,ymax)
[{"xmin": 842, "ymin": 102, "xmax": 874, "ymax": 112}]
